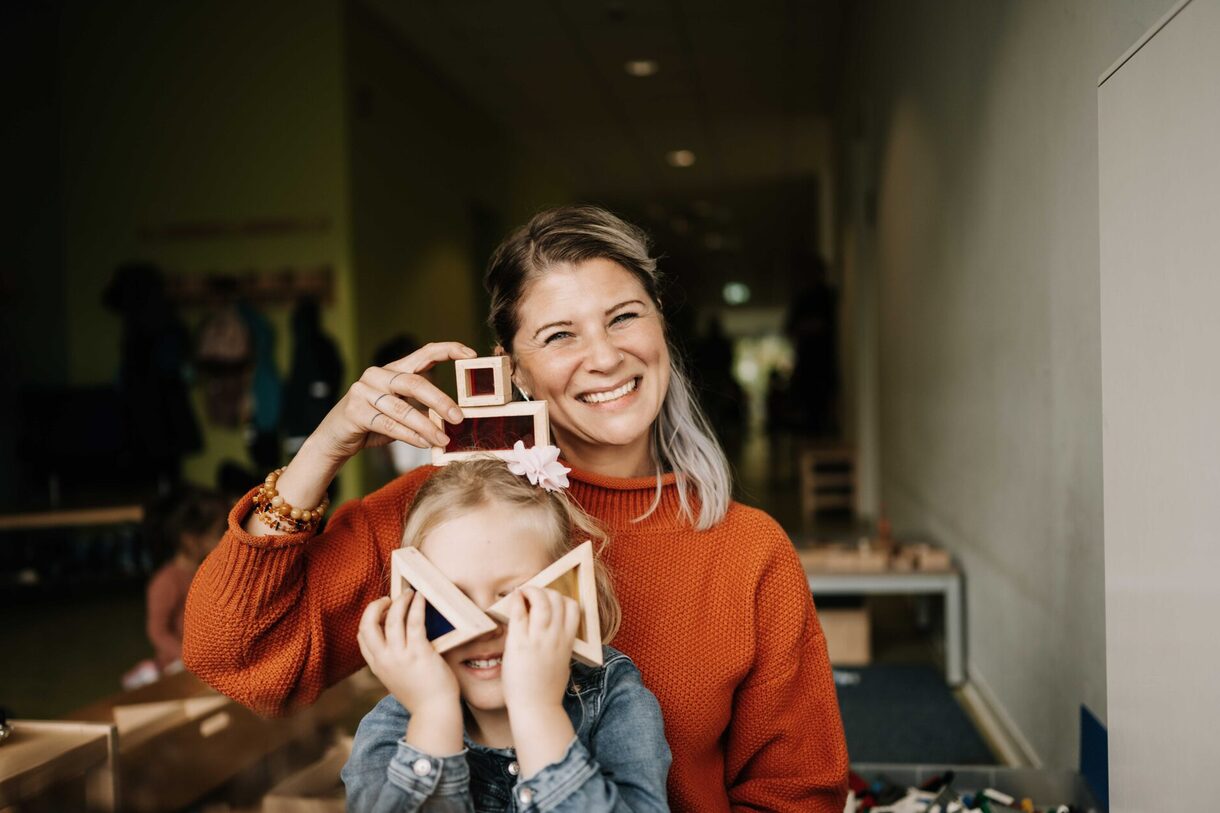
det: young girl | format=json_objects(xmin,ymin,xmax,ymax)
[
  {"xmin": 342, "ymin": 454, "xmax": 670, "ymax": 812},
  {"xmin": 126, "ymin": 488, "xmax": 227, "ymax": 689}
]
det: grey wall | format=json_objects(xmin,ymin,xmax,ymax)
[
  {"xmin": 1099, "ymin": 1, "xmax": 1220, "ymax": 807},
  {"xmin": 839, "ymin": 0, "xmax": 1169, "ymax": 766}
]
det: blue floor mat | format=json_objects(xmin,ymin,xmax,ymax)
[{"xmin": 835, "ymin": 664, "xmax": 997, "ymax": 764}]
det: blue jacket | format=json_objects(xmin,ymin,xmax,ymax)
[{"xmin": 342, "ymin": 646, "xmax": 671, "ymax": 812}]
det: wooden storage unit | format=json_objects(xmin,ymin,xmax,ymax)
[
  {"xmin": 261, "ymin": 738, "xmax": 352, "ymax": 813},
  {"xmin": 0, "ymin": 720, "xmax": 117, "ymax": 812},
  {"xmin": 67, "ymin": 671, "xmax": 360, "ymax": 813}
]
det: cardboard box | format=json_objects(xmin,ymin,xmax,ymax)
[
  {"xmin": 262, "ymin": 738, "xmax": 352, "ymax": 813},
  {"xmin": 818, "ymin": 606, "xmax": 871, "ymax": 666}
]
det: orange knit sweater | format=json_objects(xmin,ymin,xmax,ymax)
[{"xmin": 183, "ymin": 466, "xmax": 849, "ymax": 812}]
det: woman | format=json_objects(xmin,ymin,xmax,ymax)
[{"xmin": 183, "ymin": 206, "xmax": 849, "ymax": 811}]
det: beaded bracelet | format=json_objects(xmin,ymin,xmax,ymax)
[{"xmin": 253, "ymin": 467, "xmax": 330, "ymax": 533}]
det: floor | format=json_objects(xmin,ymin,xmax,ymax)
[{"xmin": 733, "ymin": 428, "xmax": 999, "ymax": 765}]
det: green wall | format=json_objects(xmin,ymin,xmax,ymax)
[
  {"xmin": 58, "ymin": 0, "xmax": 359, "ymax": 499},
  {"xmin": 48, "ymin": 0, "xmax": 570, "ymax": 505}
]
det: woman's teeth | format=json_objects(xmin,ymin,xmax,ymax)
[
  {"xmin": 464, "ymin": 657, "xmax": 502, "ymax": 669},
  {"xmin": 580, "ymin": 378, "xmax": 638, "ymax": 404}
]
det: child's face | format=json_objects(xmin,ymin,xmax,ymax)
[{"xmin": 418, "ymin": 501, "xmax": 553, "ymax": 714}]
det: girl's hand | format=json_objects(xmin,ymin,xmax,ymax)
[
  {"xmin": 500, "ymin": 586, "xmax": 580, "ymax": 714},
  {"xmin": 501, "ymin": 587, "xmax": 581, "ymax": 776},
  {"xmin": 315, "ymin": 342, "xmax": 478, "ymax": 464},
  {"xmin": 358, "ymin": 590, "xmax": 463, "ymax": 755}
]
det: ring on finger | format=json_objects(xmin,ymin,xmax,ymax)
[{"xmin": 388, "ymin": 371, "xmax": 409, "ymax": 391}]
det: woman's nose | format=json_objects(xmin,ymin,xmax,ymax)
[{"xmin": 585, "ymin": 331, "xmax": 624, "ymax": 372}]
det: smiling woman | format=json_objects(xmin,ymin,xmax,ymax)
[{"xmin": 183, "ymin": 205, "xmax": 849, "ymax": 812}]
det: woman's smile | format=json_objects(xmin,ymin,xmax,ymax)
[{"xmin": 577, "ymin": 376, "xmax": 640, "ymax": 406}]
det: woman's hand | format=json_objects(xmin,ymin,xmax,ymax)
[
  {"xmin": 317, "ymin": 341, "xmax": 478, "ymax": 463},
  {"xmin": 250, "ymin": 342, "xmax": 478, "ymax": 534},
  {"xmin": 501, "ymin": 586, "xmax": 580, "ymax": 776},
  {"xmin": 358, "ymin": 590, "xmax": 464, "ymax": 756}
]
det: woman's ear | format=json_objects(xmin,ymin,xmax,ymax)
[{"xmin": 498, "ymin": 347, "xmax": 532, "ymax": 399}]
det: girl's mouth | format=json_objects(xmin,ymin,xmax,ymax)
[{"xmin": 462, "ymin": 655, "xmax": 503, "ymax": 679}]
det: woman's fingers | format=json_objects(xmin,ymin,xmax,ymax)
[
  {"xmin": 392, "ymin": 341, "xmax": 479, "ymax": 376},
  {"xmin": 382, "ymin": 342, "xmax": 478, "ymax": 425},
  {"xmin": 352, "ymin": 380, "xmax": 448, "ymax": 448}
]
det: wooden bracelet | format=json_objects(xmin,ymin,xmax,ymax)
[{"xmin": 253, "ymin": 467, "xmax": 330, "ymax": 531}]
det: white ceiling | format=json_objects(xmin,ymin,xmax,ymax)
[
  {"xmin": 361, "ymin": 0, "xmax": 845, "ymax": 200},
  {"xmin": 359, "ymin": 0, "xmax": 845, "ymax": 310}
]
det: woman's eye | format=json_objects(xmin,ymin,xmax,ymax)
[
  {"xmin": 543, "ymin": 331, "xmax": 574, "ymax": 344},
  {"xmin": 611, "ymin": 311, "xmax": 639, "ymax": 326}
]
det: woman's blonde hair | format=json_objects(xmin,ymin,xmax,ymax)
[
  {"xmin": 485, "ymin": 204, "xmax": 732, "ymax": 530},
  {"xmin": 401, "ymin": 458, "xmax": 621, "ymax": 643}
]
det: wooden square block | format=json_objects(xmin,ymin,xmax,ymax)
[
  {"xmin": 390, "ymin": 547, "xmax": 498, "ymax": 654},
  {"xmin": 455, "ymin": 356, "xmax": 513, "ymax": 407},
  {"xmin": 486, "ymin": 540, "xmax": 602, "ymax": 667},
  {"xmin": 428, "ymin": 401, "xmax": 550, "ymax": 465}
]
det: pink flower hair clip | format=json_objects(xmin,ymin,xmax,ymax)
[{"xmin": 505, "ymin": 441, "xmax": 571, "ymax": 492}]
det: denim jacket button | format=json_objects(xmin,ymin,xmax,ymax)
[
  {"xmin": 518, "ymin": 785, "xmax": 534, "ymax": 804},
  {"xmin": 507, "ymin": 760, "xmax": 520, "ymax": 776},
  {"xmin": 412, "ymin": 757, "xmax": 432, "ymax": 777}
]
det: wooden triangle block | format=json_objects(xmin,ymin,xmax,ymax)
[
  {"xmin": 390, "ymin": 547, "xmax": 498, "ymax": 654},
  {"xmin": 486, "ymin": 540, "xmax": 602, "ymax": 667}
]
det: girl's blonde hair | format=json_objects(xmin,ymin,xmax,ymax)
[{"xmin": 401, "ymin": 458, "xmax": 621, "ymax": 643}]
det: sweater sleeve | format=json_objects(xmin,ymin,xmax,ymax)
[
  {"xmin": 724, "ymin": 525, "xmax": 849, "ymax": 812},
  {"xmin": 182, "ymin": 469, "xmax": 429, "ymax": 717}
]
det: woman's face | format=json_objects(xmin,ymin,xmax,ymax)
[{"xmin": 510, "ymin": 258, "xmax": 670, "ymax": 471}]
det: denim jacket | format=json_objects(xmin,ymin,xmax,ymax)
[{"xmin": 341, "ymin": 646, "xmax": 670, "ymax": 813}]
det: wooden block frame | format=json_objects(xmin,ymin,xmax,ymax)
[
  {"xmin": 428, "ymin": 400, "xmax": 550, "ymax": 465},
  {"xmin": 390, "ymin": 547, "xmax": 498, "ymax": 653},
  {"xmin": 487, "ymin": 540, "xmax": 603, "ymax": 667},
  {"xmin": 455, "ymin": 356, "xmax": 513, "ymax": 407}
]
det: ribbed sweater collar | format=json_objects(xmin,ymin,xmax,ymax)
[{"xmin": 565, "ymin": 464, "xmax": 694, "ymax": 531}]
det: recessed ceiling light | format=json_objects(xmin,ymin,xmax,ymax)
[
  {"xmin": 723, "ymin": 282, "xmax": 751, "ymax": 305},
  {"xmin": 625, "ymin": 59, "xmax": 659, "ymax": 77},
  {"xmin": 666, "ymin": 150, "xmax": 696, "ymax": 168}
]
